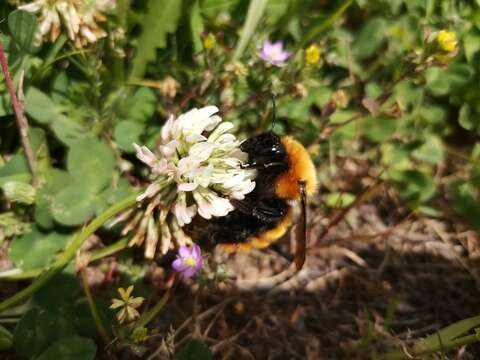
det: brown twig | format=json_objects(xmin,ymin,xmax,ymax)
[{"xmin": 0, "ymin": 40, "xmax": 38, "ymax": 186}]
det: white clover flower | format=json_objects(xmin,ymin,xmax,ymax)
[
  {"xmin": 135, "ymin": 106, "xmax": 255, "ymax": 225},
  {"xmin": 118, "ymin": 106, "xmax": 256, "ymax": 258},
  {"xmin": 19, "ymin": 0, "xmax": 115, "ymax": 48}
]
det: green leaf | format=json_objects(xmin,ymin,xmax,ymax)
[
  {"xmin": 425, "ymin": 67, "xmax": 451, "ymax": 96},
  {"xmin": 280, "ymin": 86, "xmax": 332, "ymax": 120},
  {"xmin": 9, "ymin": 226, "xmax": 70, "ymax": 270},
  {"xmin": 67, "ymin": 136, "xmax": 115, "ymax": 192},
  {"xmin": 0, "ymin": 324, "xmax": 13, "ymax": 351},
  {"xmin": 0, "ymin": 93, "xmax": 13, "ymax": 116},
  {"xmin": 391, "ymin": 169, "xmax": 435, "ymax": 204},
  {"xmin": 50, "ymin": 117, "xmax": 87, "ymax": 146},
  {"xmin": 34, "ymin": 272, "xmax": 81, "ymax": 311},
  {"xmin": 233, "ymin": 0, "xmax": 268, "ymax": 60},
  {"xmin": 130, "ymin": 0, "xmax": 183, "ymax": 79},
  {"xmin": 426, "ymin": 64, "xmax": 474, "ymax": 97},
  {"xmin": 363, "ymin": 116, "xmax": 398, "ymax": 142},
  {"xmin": 463, "ymin": 31, "xmax": 480, "ymax": 62},
  {"xmin": 33, "ymin": 272, "xmax": 100, "ymax": 338},
  {"xmin": 35, "ymin": 169, "xmax": 72, "ymax": 229},
  {"xmin": 50, "ymin": 180, "xmax": 98, "ymax": 226},
  {"xmin": 352, "ymin": 17, "xmax": 387, "ymax": 60},
  {"xmin": 323, "ymin": 192, "xmax": 355, "ymax": 208},
  {"xmin": 95, "ymin": 179, "xmax": 135, "ymax": 214},
  {"xmin": 175, "ymin": 340, "xmax": 213, "ymax": 360},
  {"xmin": 447, "ymin": 63, "xmax": 474, "ymax": 91},
  {"xmin": 8, "ymin": 10, "xmax": 39, "ymax": 53},
  {"xmin": 381, "ymin": 143, "xmax": 412, "ymax": 171},
  {"xmin": 458, "ymin": 103, "xmax": 477, "ymax": 132},
  {"xmin": 0, "ymin": 154, "xmax": 31, "ymax": 186},
  {"xmin": 36, "ymin": 336, "xmax": 96, "ymax": 360},
  {"xmin": 13, "ymin": 307, "xmax": 77, "ymax": 359},
  {"xmin": 25, "ymin": 87, "xmax": 63, "ymax": 125},
  {"xmin": 25, "ymin": 88, "xmax": 86, "ymax": 146},
  {"xmin": 127, "ymin": 87, "xmax": 157, "ymax": 122},
  {"xmin": 412, "ymin": 136, "xmax": 444, "ymax": 164}
]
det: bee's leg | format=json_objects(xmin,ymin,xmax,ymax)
[{"xmin": 231, "ymin": 198, "xmax": 287, "ymax": 223}]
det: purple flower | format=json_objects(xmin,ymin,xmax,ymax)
[
  {"xmin": 259, "ymin": 40, "xmax": 290, "ymax": 66},
  {"xmin": 172, "ymin": 244, "xmax": 204, "ymax": 278}
]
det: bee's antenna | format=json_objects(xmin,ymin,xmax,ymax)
[{"xmin": 270, "ymin": 94, "xmax": 277, "ymax": 132}]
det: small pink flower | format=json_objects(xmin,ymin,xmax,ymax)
[
  {"xmin": 172, "ymin": 244, "xmax": 204, "ymax": 278},
  {"xmin": 259, "ymin": 40, "xmax": 290, "ymax": 66}
]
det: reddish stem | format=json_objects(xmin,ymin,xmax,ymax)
[{"xmin": 0, "ymin": 40, "xmax": 38, "ymax": 186}]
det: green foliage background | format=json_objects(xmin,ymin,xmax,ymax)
[{"xmin": 1, "ymin": 0, "xmax": 480, "ymax": 358}]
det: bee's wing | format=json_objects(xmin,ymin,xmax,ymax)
[{"xmin": 294, "ymin": 181, "xmax": 307, "ymax": 270}]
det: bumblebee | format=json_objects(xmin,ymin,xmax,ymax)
[{"xmin": 187, "ymin": 130, "xmax": 317, "ymax": 270}]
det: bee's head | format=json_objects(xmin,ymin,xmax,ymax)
[{"xmin": 241, "ymin": 132, "xmax": 287, "ymax": 168}]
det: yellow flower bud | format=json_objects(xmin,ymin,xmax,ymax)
[
  {"xmin": 437, "ymin": 30, "xmax": 457, "ymax": 53},
  {"xmin": 305, "ymin": 44, "xmax": 321, "ymax": 65},
  {"xmin": 203, "ymin": 33, "xmax": 216, "ymax": 50}
]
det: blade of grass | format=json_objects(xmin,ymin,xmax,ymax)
[
  {"xmin": 416, "ymin": 315, "xmax": 480, "ymax": 351},
  {"xmin": 381, "ymin": 315, "xmax": 480, "ymax": 359},
  {"xmin": 233, "ymin": 0, "xmax": 268, "ymax": 60},
  {"xmin": 298, "ymin": 0, "xmax": 353, "ymax": 48}
]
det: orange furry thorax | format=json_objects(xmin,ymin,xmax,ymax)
[{"xmin": 275, "ymin": 136, "xmax": 317, "ymax": 200}]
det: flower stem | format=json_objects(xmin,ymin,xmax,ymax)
[
  {"xmin": 0, "ymin": 238, "xmax": 130, "ymax": 281},
  {"xmin": 80, "ymin": 269, "xmax": 110, "ymax": 344},
  {"xmin": 0, "ymin": 40, "xmax": 37, "ymax": 186},
  {"xmin": 0, "ymin": 193, "xmax": 139, "ymax": 313},
  {"xmin": 135, "ymin": 289, "xmax": 170, "ymax": 329},
  {"xmin": 136, "ymin": 273, "xmax": 176, "ymax": 328}
]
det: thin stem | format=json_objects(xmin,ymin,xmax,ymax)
[
  {"xmin": 90, "ymin": 237, "xmax": 130, "ymax": 262},
  {"xmin": 0, "ymin": 193, "xmax": 139, "ymax": 313},
  {"xmin": 80, "ymin": 269, "xmax": 110, "ymax": 343},
  {"xmin": 0, "ymin": 237, "xmax": 130, "ymax": 281},
  {"xmin": 135, "ymin": 289, "xmax": 170, "ymax": 328},
  {"xmin": 136, "ymin": 273, "xmax": 176, "ymax": 328},
  {"xmin": 0, "ymin": 40, "xmax": 38, "ymax": 186}
]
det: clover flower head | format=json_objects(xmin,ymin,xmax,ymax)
[
  {"xmin": 224, "ymin": 61, "xmax": 248, "ymax": 77},
  {"xmin": 172, "ymin": 244, "xmax": 204, "ymax": 278},
  {"xmin": 158, "ymin": 76, "xmax": 180, "ymax": 99},
  {"xmin": 19, "ymin": 0, "xmax": 115, "ymax": 47},
  {"xmin": 259, "ymin": 40, "xmax": 290, "ymax": 66},
  {"xmin": 118, "ymin": 105, "xmax": 256, "ymax": 258},
  {"xmin": 110, "ymin": 285, "xmax": 144, "ymax": 324},
  {"xmin": 437, "ymin": 30, "xmax": 457, "ymax": 53},
  {"xmin": 135, "ymin": 106, "xmax": 255, "ymax": 223}
]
